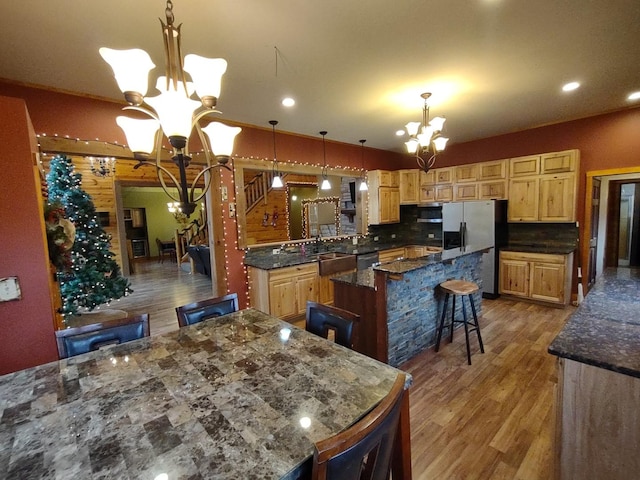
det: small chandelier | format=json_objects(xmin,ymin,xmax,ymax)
[
  {"xmin": 167, "ymin": 201, "xmax": 188, "ymax": 224},
  {"xmin": 320, "ymin": 131, "xmax": 331, "ymax": 190},
  {"xmin": 358, "ymin": 139, "xmax": 368, "ymax": 191},
  {"xmin": 88, "ymin": 156, "xmax": 116, "ymax": 178},
  {"xmin": 269, "ymin": 120, "xmax": 283, "ymax": 189},
  {"xmin": 404, "ymin": 92, "xmax": 449, "ymax": 173},
  {"xmin": 100, "ymin": 0, "xmax": 241, "ymax": 217}
]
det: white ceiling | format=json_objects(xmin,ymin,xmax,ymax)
[{"xmin": 2, "ymin": 0, "xmax": 640, "ymax": 152}]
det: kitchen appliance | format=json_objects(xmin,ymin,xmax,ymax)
[{"xmin": 442, "ymin": 200, "xmax": 507, "ymax": 298}]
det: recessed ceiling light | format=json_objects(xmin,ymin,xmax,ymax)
[
  {"xmin": 628, "ymin": 91, "xmax": 640, "ymax": 101},
  {"xmin": 282, "ymin": 97, "xmax": 295, "ymax": 107},
  {"xmin": 395, "ymin": 130, "xmax": 405, "ymax": 136},
  {"xmin": 562, "ymin": 82, "xmax": 580, "ymax": 92}
]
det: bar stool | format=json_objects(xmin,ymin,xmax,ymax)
[{"xmin": 435, "ymin": 279, "xmax": 484, "ymax": 365}]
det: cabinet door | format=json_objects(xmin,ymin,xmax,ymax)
[
  {"xmin": 541, "ymin": 150, "xmax": 576, "ymax": 174},
  {"xmin": 510, "ymin": 155, "xmax": 540, "ymax": 177},
  {"xmin": 378, "ymin": 248, "xmax": 405, "ymax": 264},
  {"xmin": 419, "ymin": 169, "xmax": 435, "ymax": 186},
  {"xmin": 434, "ymin": 184, "xmax": 453, "ymax": 202},
  {"xmin": 270, "ymin": 277, "xmax": 297, "ymax": 318},
  {"xmin": 479, "ymin": 180, "xmax": 507, "ymax": 199},
  {"xmin": 530, "ymin": 262, "xmax": 565, "ymax": 303},
  {"xmin": 454, "ymin": 164, "xmax": 478, "ymax": 183},
  {"xmin": 434, "ymin": 167, "xmax": 453, "ymax": 184},
  {"xmin": 380, "ymin": 187, "xmax": 400, "ymax": 223},
  {"xmin": 478, "ymin": 160, "xmax": 507, "ymax": 180},
  {"xmin": 454, "ymin": 183, "xmax": 478, "ymax": 201},
  {"xmin": 539, "ymin": 173, "xmax": 576, "ymax": 222},
  {"xmin": 296, "ymin": 273, "xmax": 319, "ymax": 315},
  {"xmin": 419, "ymin": 184, "xmax": 435, "ymax": 203},
  {"xmin": 399, "ymin": 169, "xmax": 419, "ymax": 204},
  {"xmin": 508, "ymin": 177, "xmax": 539, "ymax": 221},
  {"xmin": 499, "ymin": 258, "xmax": 530, "ymax": 297}
]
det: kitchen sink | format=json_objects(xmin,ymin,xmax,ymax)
[{"xmin": 317, "ymin": 252, "xmax": 357, "ymax": 276}]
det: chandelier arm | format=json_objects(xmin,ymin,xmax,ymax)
[
  {"xmin": 132, "ymin": 159, "xmax": 182, "ymax": 202},
  {"xmin": 190, "ymin": 164, "xmax": 231, "ymax": 204},
  {"xmin": 122, "ymin": 105, "xmax": 160, "ymax": 122},
  {"xmin": 194, "ymin": 122, "xmax": 213, "ymax": 167},
  {"xmin": 193, "ymin": 108, "xmax": 222, "ymax": 126}
]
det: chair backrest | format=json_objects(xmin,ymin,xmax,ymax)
[
  {"xmin": 306, "ymin": 301, "xmax": 360, "ymax": 348},
  {"xmin": 175, "ymin": 293, "xmax": 239, "ymax": 327},
  {"xmin": 55, "ymin": 313, "xmax": 150, "ymax": 359},
  {"xmin": 312, "ymin": 373, "xmax": 407, "ymax": 480}
]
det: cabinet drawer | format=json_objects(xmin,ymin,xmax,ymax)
[
  {"xmin": 268, "ymin": 262, "xmax": 318, "ymax": 282},
  {"xmin": 541, "ymin": 151, "xmax": 576, "ymax": 174},
  {"xmin": 501, "ymin": 251, "xmax": 566, "ymax": 264},
  {"xmin": 510, "ymin": 155, "xmax": 540, "ymax": 177}
]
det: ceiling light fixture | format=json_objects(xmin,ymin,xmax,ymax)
[
  {"xmin": 404, "ymin": 92, "xmax": 448, "ymax": 173},
  {"xmin": 319, "ymin": 131, "xmax": 331, "ymax": 190},
  {"xmin": 358, "ymin": 139, "xmax": 368, "ymax": 191},
  {"xmin": 88, "ymin": 156, "xmax": 116, "ymax": 178},
  {"xmin": 99, "ymin": 0, "xmax": 241, "ymax": 216},
  {"xmin": 269, "ymin": 120, "xmax": 283, "ymax": 188},
  {"xmin": 562, "ymin": 82, "xmax": 581, "ymax": 92},
  {"xmin": 628, "ymin": 91, "xmax": 640, "ymax": 101}
]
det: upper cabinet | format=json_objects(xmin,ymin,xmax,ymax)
[
  {"xmin": 507, "ymin": 150, "xmax": 579, "ymax": 222},
  {"xmin": 398, "ymin": 169, "xmax": 420, "ymax": 204},
  {"xmin": 368, "ymin": 170, "xmax": 400, "ymax": 224}
]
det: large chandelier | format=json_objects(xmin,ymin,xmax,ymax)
[
  {"xmin": 99, "ymin": 0, "xmax": 241, "ymax": 216},
  {"xmin": 404, "ymin": 92, "xmax": 448, "ymax": 173}
]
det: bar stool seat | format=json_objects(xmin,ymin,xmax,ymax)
[{"xmin": 435, "ymin": 279, "xmax": 484, "ymax": 365}]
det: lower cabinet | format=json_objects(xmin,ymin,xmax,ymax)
[
  {"xmin": 248, "ymin": 263, "xmax": 319, "ymax": 320},
  {"xmin": 378, "ymin": 248, "xmax": 406, "ymax": 264},
  {"xmin": 499, "ymin": 251, "xmax": 573, "ymax": 305}
]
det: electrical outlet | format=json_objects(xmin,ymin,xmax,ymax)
[
  {"xmin": 374, "ymin": 236, "xmax": 379, "ymax": 241},
  {"xmin": 391, "ymin": 234, "xmax": 396, "ymax": 239},
  {"xmin": 221, "ymin": 185, "xmax": 228, "ymax": 202},
  {"xmin": 428, "ymin": 233, "xmax": 435, "ymax": 238},
  {"xmin": 228, "ymin": 203, "xmax": 236, "ymax": 218},
  {"xmin": 352, "ymin": 237, "xmax": 358, "ymax": 245},
  {"xmin": 272, "ymin": 248, "xmax": 280, "ymax": 255}
]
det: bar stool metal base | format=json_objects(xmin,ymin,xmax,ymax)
[{"xmin": 435, "ymin": 280, "xmax": 485, "ymax": 365}]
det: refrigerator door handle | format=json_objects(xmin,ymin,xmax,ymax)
[{"xmin": 461, "ymin": 221, "xmax": 467, "ymax": 249}]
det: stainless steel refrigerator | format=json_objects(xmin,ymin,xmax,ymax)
[{"xmin": 442, "ymin": 200, "xmax": 508, "ymax": 298}]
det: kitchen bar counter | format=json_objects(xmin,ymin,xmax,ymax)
[
  {"xmin": 549, "ymin": 267, "xmax": 640, "ymax": 378},
  {"xmin": 0, "ymin": 309, "xmax": 411, "ymax": 480}
]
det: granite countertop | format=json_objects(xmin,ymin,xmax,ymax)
[
  {"xmin": 331, "ymin": 245, "xmax": 491, "ymax": 286},
  {"xmin": 548, "ymin": 267, "xmax": 640, "ymax": 379},
  {"xmin": 501, "ymin": 244, "xmax": 576, "ymax": 255},
  {"xmin": 0, "ymin": 309, "xmax": 409, "ymax": 480}
]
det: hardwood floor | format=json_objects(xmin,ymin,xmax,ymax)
[
  {"xmin": 74, "ymin": 259, "xmax": 215, "ymax": 336},
  {"xmin": 70, "ymin": 261, "xmax": 573, "ymax": 478},
  {"xmin": 401, "ymin": 297, "xmax": 574, "ymax": 480}
]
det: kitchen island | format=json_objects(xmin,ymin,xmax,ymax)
[
  {"xmin": 332, "ymin": 245, "xmax": 490, "ymax": 366},
  {"xmin": 548, "ymin": 267, "xmax": 640, "ymax": 479},
  {"xmin": 0, "ymin": 309, "xmax": 412, "ymax": 480}
]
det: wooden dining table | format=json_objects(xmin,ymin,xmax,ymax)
[{"xmin": 0, "ymin": 308, "xmax": 412, "ymax": 479}]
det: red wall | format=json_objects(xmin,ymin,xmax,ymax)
[{"xmin": 0, "ymin": 96, "xmax": 59, "ymax": 374}]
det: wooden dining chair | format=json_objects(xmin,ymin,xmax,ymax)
[
  {"xmin": 305, "ymin": 301, "xmax": 360, "ymax": 349},
  {"xmin": 55, "ymin": 313, "xmax": 150, "ymax": 359},
  {"xmin": 175, "ymin": 293, "xmax": 239, "ymax": 327},
  {"xmin": 312, "ymin": 373, "xmax": 407, "ymax": 480}
]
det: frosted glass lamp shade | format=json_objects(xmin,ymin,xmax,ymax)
[
  {"xmin": 405, "ymin": 121, "xmax": 421, "ymax": 136},
  {"xmin": 99, "ymin": 48, "xmax": 155, "ymax": 97},
  {"xmin": 405, "ymin": 139, "xmax": 419, "ymax": 154},
  {"xmin": 433, "ymin": 136, "xmax": 449, "ymax": 152},
  {"xmin": 116, "ymin": 116, "xmax": 159, "ymax": 154},
  {"xmin": 154, "ymin": 76, "xmax": 195, "ymax": 97},
  {"xmin": 321, "ymin": 178, "xmax": 331, "ymax": 190},
  {"xmin": 359, "ymin": 179, "xmax": 368, "ymax": 191},
  {"xmin": 417, "ymin": 126, "xmax": 434, "ymax": 147},
  {"xmin": 146, "ymin": 90, "xmax": 201, "ymax": 139},
  {"xmin": 429, "ymin": 116, "xmax": 446, "ymax": 132},
  {"xmin": 183, "ymin": 55, "xmax": 227, "ymax": 100},
  {"xmin": 271, "ymin": 174, "xmax": 283, "ymax": 188},
  {"xmin": 202, "ymin": 122, "xmax": 242, "ymax": 157}
]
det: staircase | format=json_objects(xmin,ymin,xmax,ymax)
[{"xmin": 245, "ymin": 170, "xmax": 285, "ymax": 212}]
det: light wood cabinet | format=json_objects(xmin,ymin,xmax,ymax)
[
  {"xmin": 541, "ymin": 150, "xmax": 576, "ymax": 174},
  {"xmin": 419, "ymin": 184, "xmax": 435, "ymax": 203},
  {"xmin": 478, "ymin": 160, "xmax": 507, "ymax": 180},
  {"xmin": 499, "ymin": 251, "xmax": 573, "ymax": 305},
  {"xmin": 508, "ymin": 177, "xmax": 540, "ymax": 221},
  {"xmin": 367, "ymin": 170, "xmax": 400, "ymax": 224},
  {"xmin": 478, "ymin": 180, "xmax": 508, "ymax": 199},
  {"xmin": 538, "ymin": 173, "xmax": 576, "ymax": 222},
  {"xmin": 509, "ymin": 155, "xmax": 540, "ymax": 177},
  {"xmin": 248, "ymin": 263, "xmax": 319, "ymax": 320},
  {"xmin": 378, "ymin": 248, "xmax": 406, "ymax": 264},
  {"xmin": 453, "ymin": 183, "xmax": 478, "ymax": 201},
  {"xmin": 399, "ymin": 169, "xmax": 419, "ymax": 204},
  {"xmin": 434, "ymin": 184, "xmax": 453, "ymax": 202},
  {"xmin": 454, "ymin": 164, "xmax": 478, "ymax": 183},
  {"xmin": 319, "ymin": 267, "xmax": 356, "ymax": 305},
  {"xmin": 434, "ymin": 167, "xmax": 454, "ymax": 184},
  {"xmin": 419, "ymin": 169, "xmax": 435, "ymax": 186}
]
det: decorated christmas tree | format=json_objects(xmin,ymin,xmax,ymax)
[{"xmin": 46, "ymin": 154, "xmax": 132, "ymax": 320}]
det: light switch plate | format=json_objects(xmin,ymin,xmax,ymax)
[{"xmin": 0, "ymin": 277, "xmax": 21, "ymax": 302}]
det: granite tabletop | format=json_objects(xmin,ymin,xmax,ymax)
[
  {"xmin": 0, "ymin": 309, "xmax": 409, "ymax": 480},
  {"xmin": 548, "ymin": 267, "xmax": 640, "ymax": 379}
]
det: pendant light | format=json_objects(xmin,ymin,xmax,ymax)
[
  {"xmin": 269, "ymin": 120, "xmax": 283, "ymax": 188},
  {"xmin": 320, "ymin": 131, "xmax": 331, "ymax": 190},
  {"xmin": 358, "ymin": 139, "xmax": 368, "ymax": 191}
]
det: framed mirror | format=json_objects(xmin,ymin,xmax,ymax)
[{"xmin": 233, "ymin": 157, "xmax": 367, "ymax": 248}]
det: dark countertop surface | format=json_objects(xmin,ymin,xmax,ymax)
[
  {"xmin": 0, "ymin": 309, "xmax": 409, "ymax": 480},
  {"xmin": 548, "ymin": 267, "xmax": 640, "ymax": 379},
  {"xmin": 501, "ymin": 244, "xmax": 576, "ymax": 255},
  {"xmin": 332, "ymin": 245, "xmax": 491, "ymax": 287}
]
